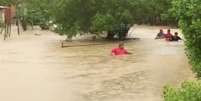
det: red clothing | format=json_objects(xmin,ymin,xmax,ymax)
[
  {"xmin": 112, "ymin": 47, "xmax": 128, "ymax": 56},
  {"xmin": 165, "ymin": 33, "xmax": 173, "ymax": 41},
  {"xmin": 165, "ymin": 33, "xmax": 173, "ymax": 39}
]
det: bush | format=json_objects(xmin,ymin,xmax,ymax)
[
  {"xmin": 170, "ymin": 0, "xmax": 201, "ymax": 77},
  {"xmin": 164, "ymin": 81, "xmax": 201, "ymax": 101},
  {"xmin": 164, "ymin": 1, "xmax": 201, "ymax": 101}
]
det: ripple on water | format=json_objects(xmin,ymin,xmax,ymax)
[{"xmin": 84, "ymin": 71, "xmax": 148, "ymax": 101}]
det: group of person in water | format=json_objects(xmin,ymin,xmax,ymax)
[
  {"xmin": 155, "ymin": 29, "xmax": 182, "ymax": 41},
  {"xmin": 111, "ymin": 29, "xmax": 182, "ymax": 56}
]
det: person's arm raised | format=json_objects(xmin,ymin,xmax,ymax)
[
  {"xmin": 126, "ymin": 52, "xmax": 132, "ymax": 55},
  {"xmin": 125, "ymin": 49, "xmax": 132, "ymax": 55}
]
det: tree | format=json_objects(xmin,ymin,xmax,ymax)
[
  {"xmin": 0, "ymin": 0, "xmax": 18, "ymax": 5},
  {"xmin": 20, "ymin": 0, "xmax": 54, "ymax": 30},
  {"xmin": 52, "ymin": 0, "xmax": 177, "ymax": 39},
  {"xmin": 53, "ymin": 0, "xmax": 135, "ymax": 39},
  {"xmin": 0, "ymin": 0, "xmax": 53, "ymax": 30},
  {"xmin": 1, "ymin": 0, "xmax": 177, "ymax": 33}
]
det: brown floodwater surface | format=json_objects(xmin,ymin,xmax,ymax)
[{"xmin": 0, "ymin": 25, "xmax": 194, "ymax": 101}]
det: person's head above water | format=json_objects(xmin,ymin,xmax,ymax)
[
  {"xmin": 111, "ymin": 41, "xmax": 132, "ymax": 56},
  {"xmin": 167, "ymin": 29, "xmax": 171, "ymax": 33},
  {"xmin": 118, "ymin": 42, "xmax": 125, "ymax": 48},
  {"xmin": 174, "ymin": 32, "xmax": 178, "ymax": 36},
  {"xmin": 160, "ymin": 29, "xmax": 163, "ymax": 33}
]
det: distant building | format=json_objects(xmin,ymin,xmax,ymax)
[{"xmin": 0, "ymin": 5, "xmax": 16, "ymax": 24}]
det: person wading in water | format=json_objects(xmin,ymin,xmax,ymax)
[
  {"xmin": 165, "ymin": 29, "xmax": 173, "ymax": 41},
  {"xmin": 111, "ymin": 42, "xmax": 132, "ymax": 56},
  {"xmin": 170, "ymin": 32, "xmax": 182, "ymax": 41},
  {"xmin": 155, "ymin": 29, "xmax": 165, "ymax": 39}
]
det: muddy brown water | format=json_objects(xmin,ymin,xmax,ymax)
[{"xmin": 0, "ymin": 26, "xmax": 194, "ymax": 101}]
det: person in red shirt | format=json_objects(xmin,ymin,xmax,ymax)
[
  {"xmin": 111, "ymin": 42, "xmax": 131, "ymax": 56},
  {"xmin": 165, "ymin": 29, "xmax": 173, "ymax": 41}
]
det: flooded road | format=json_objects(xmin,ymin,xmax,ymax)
[{"xmin": 0, "ymin": 26, "xmax": 194, "ymax": 101}]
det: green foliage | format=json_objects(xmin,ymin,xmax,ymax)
[
  {"xmin": 171, "ymin": 0, "xmax": 201, "ymax": 77},
  {"xmin": 20, "ymin": 0, "xmax": 53, "ymax": 29},
  {"xmin": 132, "ymin": 0, "xmax": 175, "ymax": 25},
  {"xmin": 53, "ymin": 0, "xmax": 135, "ymax": 38},
  {"xmin": 53, "ymin": 0, "xmax": 175, "ymax": 38},
  {"xmin": 0, "ymin": 0, "xmax": 19, "ymax": 5},
  {"xmin": 91, "ymin": 13, "xmax": 115, "ymax": 32},
  {"xmin": 0, "ymin": 0, "xmax": 53, "ymax": 30},
  {"xmin": 164, "ymin": 81, "xmax": 201, "ymax": 101},
  {"xmin": 1, "ymin": 0, "xmax": 177, "ymax": 34},
  {"xmin": 91, "ymin": 0, "xmax": 134, "ymax": 32}
]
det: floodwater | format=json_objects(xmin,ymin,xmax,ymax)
[{"xmin": 0, "ymin": 25, "xmax": 194, "ymax": 101}]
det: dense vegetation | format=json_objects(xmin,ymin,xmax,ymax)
[
  {"xmin": 20, "ymin": 0, "xmax": 54, "ymax": 30},
  {"xmin": 1, "ymin": 0, "xmax": 176, "ymax": 38},
  {"xmin": 164, "ymin": 0, "xmax": 201, "ymax": 100},
  {"xmin": 169, "ymin": 0, "xmax": 201, "ymax": 77},
  {"xmin": 53, "ymin": 0, "xmax": 135, "ymax": 39},
  {"xmin": 164, "ymin": 81, "xmax": 201, "ymax": 101},
  {"xmin": 53, "ymin": 0, "xmax": 176, "ymax": 38},
  {"xmin": 0, "ymin": 0, "xmax": 53, "ymax": 30}
]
